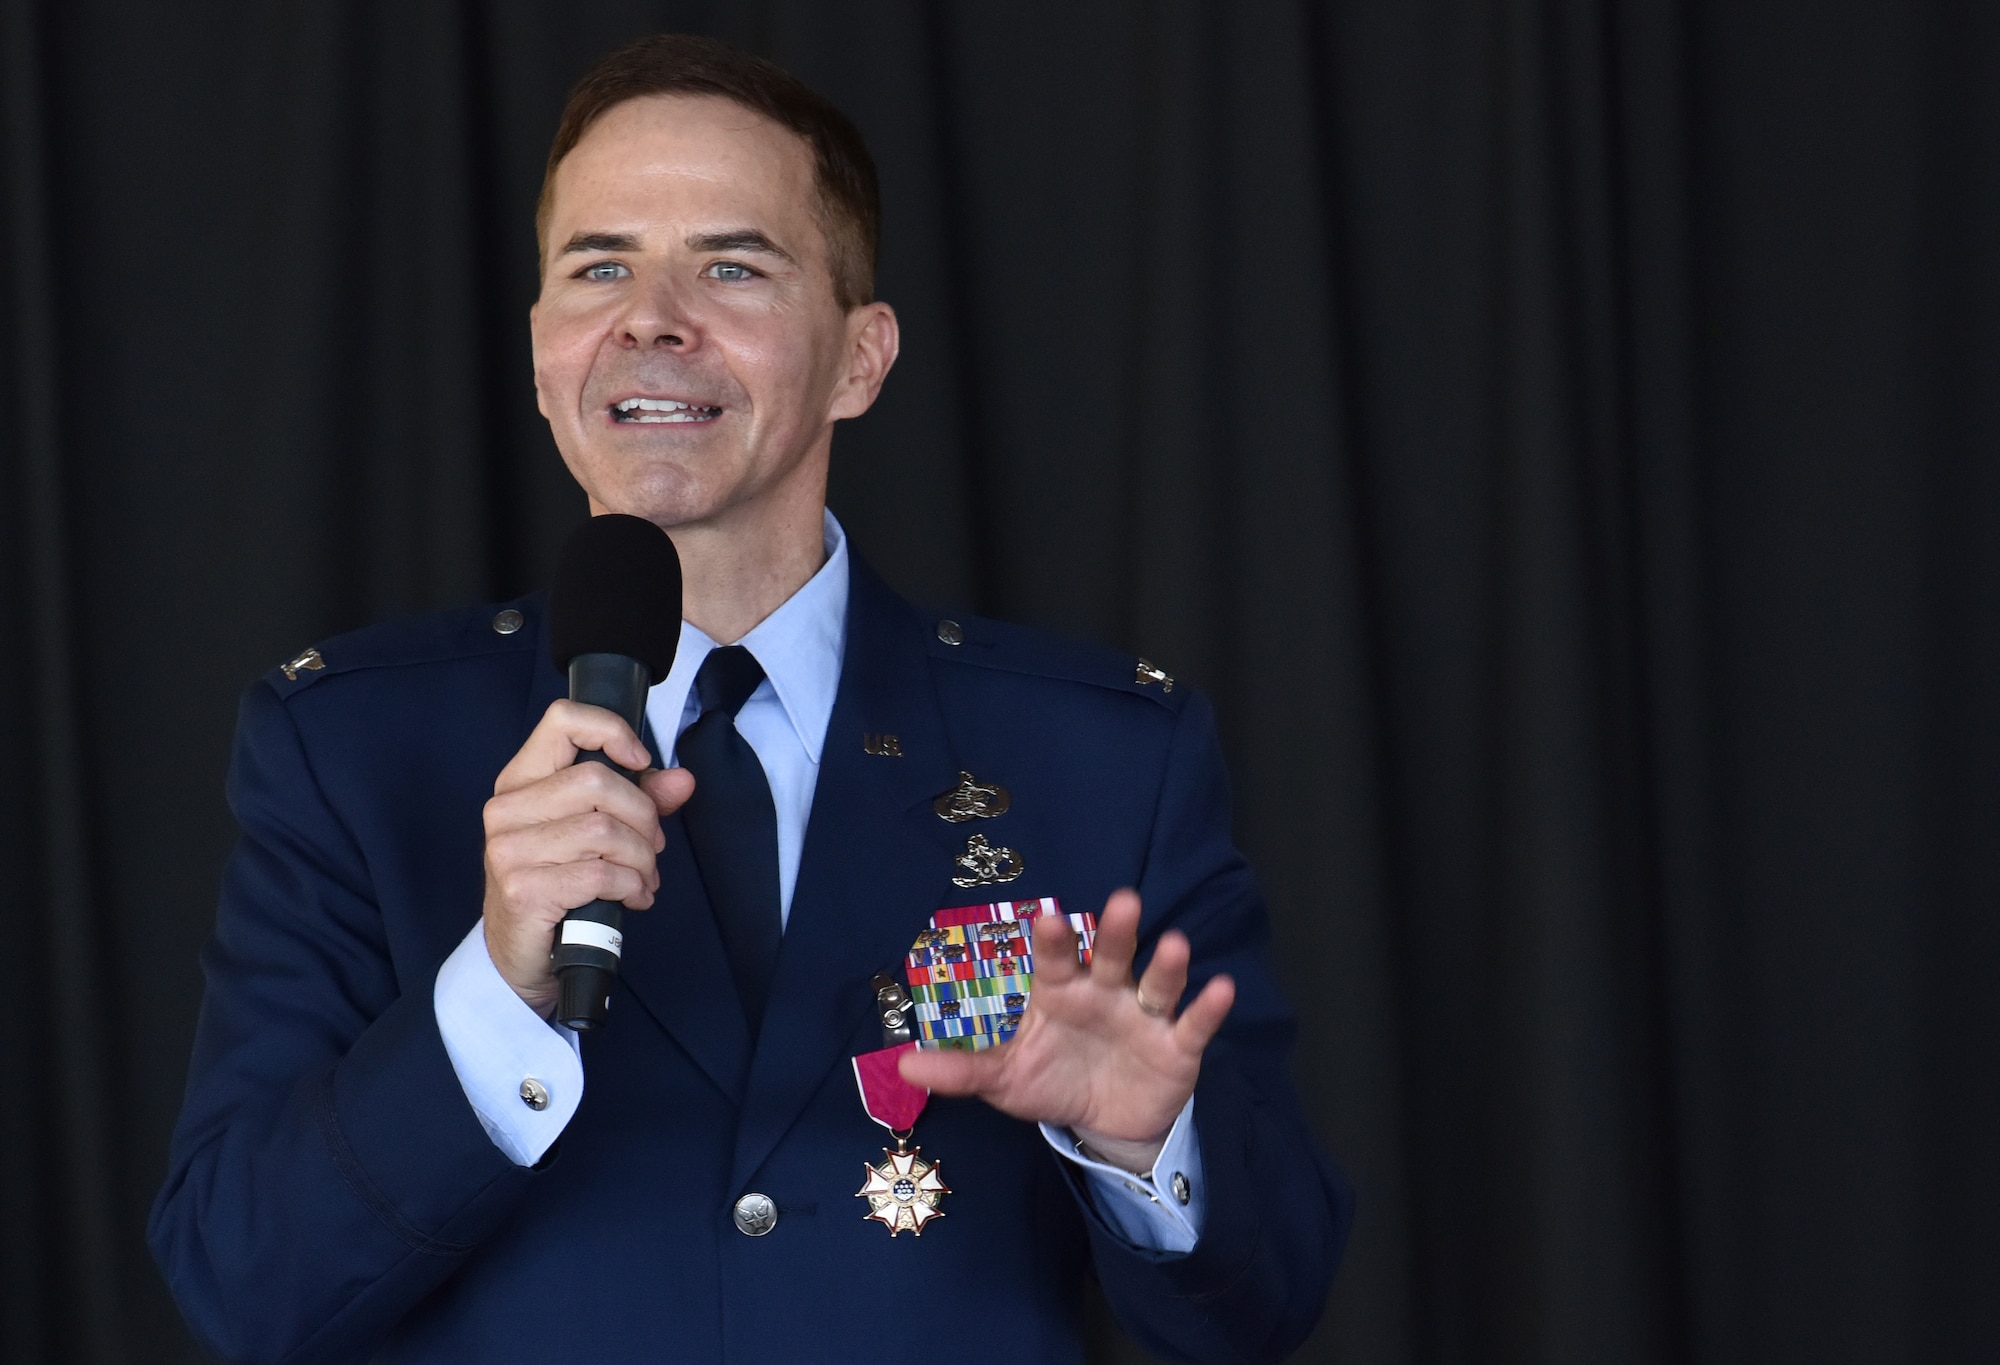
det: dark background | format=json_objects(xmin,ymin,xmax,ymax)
[{"xmin": 4, "ymin": 1, "xmax": 1996, "ymax": 1361}]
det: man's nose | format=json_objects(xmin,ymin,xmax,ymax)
[{"xmin": 616, "ymin": 278, "xmax": 698, "ymax": 351}]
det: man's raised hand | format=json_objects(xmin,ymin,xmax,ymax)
[
  {"xmin": 481, "ymin": 699, "xmax": 695, "ymax": 1016},
  {"xmin": 897, "ymin": 889, "xmax": 1235, "ymax": 1174}
]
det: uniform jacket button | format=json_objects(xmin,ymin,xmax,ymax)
[
  {"xmin": 733, "ymin": 1192, "xmax": 778, "ymax": 1236},
  {"xmin": 492, "ymin": 609, "xmax": 525, "ymax": 635}
]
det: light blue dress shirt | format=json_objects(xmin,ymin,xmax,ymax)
[{"xmin": 434, "ymin": 511, "xmax": 1204, "ymax": 1251}]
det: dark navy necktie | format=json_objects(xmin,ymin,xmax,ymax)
[{"xmin": 677, "ymin": 645, "xmax": 782, "ymax": 1031}]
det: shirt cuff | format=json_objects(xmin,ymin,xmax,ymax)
[
  {"xmin": 1039, "ymin": 1096, "xmax": 1205, "ymax": 1253},
  {"xmin": 433, "ymin": 920, "xmax": 583, "ymax": 1167}
]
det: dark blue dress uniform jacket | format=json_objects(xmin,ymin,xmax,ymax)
[{"xmin": 150, "ymin": 556, "xmax": 1354, "ymax": 1364}]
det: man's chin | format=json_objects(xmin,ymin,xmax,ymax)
[
  {"xmin": 582, "ymin": 492, "xmax": 715, "ymax": 528},
  {"xmin": 565, "ymin": 457, "xmax": 713, "ymax": 527}
]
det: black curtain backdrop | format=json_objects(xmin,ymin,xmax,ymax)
[{"xmin": 4, "ymin": 2, "xmax": 1996, "ymax": 1362}]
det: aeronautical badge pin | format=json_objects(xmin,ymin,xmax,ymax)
[
  {"xmin": 933, "ymin": 770, "xmax": 1011, "ymax": 822},
  {"xmin": 852, "ymin": 1042, "xmax": 949, "ymax": 1236}
]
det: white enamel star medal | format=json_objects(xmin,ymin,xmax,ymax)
[
  {"xmin": 852, "ymin": 1041, "xmax": 949, "ymax": 1236},
  {"xmin": 857, "ymin": 1133, "xmax": 950, "ymax": 1236}
]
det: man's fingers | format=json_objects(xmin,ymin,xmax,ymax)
[
  {"xmin": 1172, "ymin": 973, "xmax": 1236, "ymax": 1053},
  {"xmin": 488, "ymin": 809, "xmax": 661, "ymax": 889},
  {"xmin": 640, "ymin": 766, "xmax": 695, "ymax": 817},
  {"xmin": 1134, "ymin": 928, "xmax": 1192, "ymax": 1019},
  {"xmin": 547, "ymin": 857, "xmax": 655, "ymax": 911},
  {"xmin": 494, "ymin": 699, "xmax": 652, "ymax": 792},
  {"xmin": 487, "ymin": 759, "xmax": 666, "ymax": 848},
  {"xmin": 898, "ymin": 1043, "xmax": 1000, "ymax": 1097},
  {"xmin": 480, "ymin": 702, "xmax": 665, "ymax": 1013},
  {"xmin": 1088, "ymin": 888, "xmax": 1142, "ymax": 982},
  {"xmin": 494, "ymin": 859, "xmax": 654, "ymax": 922},
  {"xmin": 1030, "ymin": 911, "xmax": 1083, "ymax": 986},
  {"xmin": 486, "ymin": 859, "xmax": 656, "ymax": 916}
]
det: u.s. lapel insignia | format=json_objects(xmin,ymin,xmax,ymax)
[
  {"xmin": 282, "ymin": 647, "xmax": 325, "ymax": 680},
  {"xmin": 863, "ymin": 732, "xmax": 903, "ymax": 757},
  {"xmin": 951, "ymin": 833, "xmax": 1025, "ymax": 887},
  {"xmin": 1134, "ymin": 658, "xmax": 1174, "ymax": 692},
  {"xmin": 933, "ymin": 770, "xmax": 1011, "ymax": 822},
  {"xmin": 858, "ymin": 1137, "xmax": 950, "ymax": 1236}
]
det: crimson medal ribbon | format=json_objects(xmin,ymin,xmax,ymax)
[
  {"xmin": 852, "ymin": 1042, "xmax": 950, "ymax": 1235},
  {"xmin": 852, "ymin": 1041, "xmax": 927, "ymax": 1131}
]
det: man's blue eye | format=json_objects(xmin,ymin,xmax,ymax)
[
  {"xmin": 582, "ymin": 262, "xmax": 627, "ymax": 281},
  {"xmin": 707, "ymin": 261, "xmax": 756, "ymax": 281}
]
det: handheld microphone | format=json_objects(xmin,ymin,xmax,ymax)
[{"xmin": 546, "ymin": 514, "xmax": 682, "ymax": 1031}]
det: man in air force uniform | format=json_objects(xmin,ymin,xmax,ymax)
[{"xmin": 150, "ymin": 34, "xmax": 1353, "ymax": 1365}]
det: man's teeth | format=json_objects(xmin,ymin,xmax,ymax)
[{"xmin": 613, "ymin": 397, "xmax": 721, "ymax": 423}]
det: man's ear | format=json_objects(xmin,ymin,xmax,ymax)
[{"xmin": 828, "ymin": 302, "xmax": 900, "ymax": 422}]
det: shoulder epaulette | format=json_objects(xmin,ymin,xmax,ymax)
[
  {"xmin": 921, "ymin": 610, "xmax": 1187, "ymax": 712},
  {"xmin": 265, "ymin": 593, "xmax": 544, "ymax": 695}
]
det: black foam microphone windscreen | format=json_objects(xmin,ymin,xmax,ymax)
[
  {"xmin": 545, "ymin": 514, "xmax": 682, "ymax": 1030},
  {"xmin": 549, "ymin": 513, "xmax": 682, "ymax": 684}
]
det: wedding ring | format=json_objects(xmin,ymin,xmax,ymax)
[{"xmin": 1134, "ymin": 985, "xmax": 1168, "ymax": 1018}]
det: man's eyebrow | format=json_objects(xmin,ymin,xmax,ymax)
[
  {"xmin": 687, "ymin": 229, "xmax": 797, "ymax": 265},
  {"xmin": 557, "ymin": 231, "xmax": 642, "ymax": 256}
]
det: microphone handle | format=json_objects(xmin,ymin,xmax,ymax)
[{"xmin": 553, "ymin": 653, "xmax": 653, "ymax": 1031}]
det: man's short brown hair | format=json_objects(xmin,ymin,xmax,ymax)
[{"xmin": 537, "ymin": 34, "xmax": 881, "ymax": 311}]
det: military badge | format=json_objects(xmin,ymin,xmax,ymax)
[
  {"xmin": 857, "ymin": 1139, "xmax": 950, "ymax": 1236},
  {"xmin": 951, "ymin": 833, "xmax": 1025, "ymax": 888},
  {"xmin": 851, "ymin": 1042, "xmax": 949, "ymax": 1236},
  {"xmin": 933, "ymin": 770, "xmax": 1011, "ymax": 822}
]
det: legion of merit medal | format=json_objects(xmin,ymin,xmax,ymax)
[{"xmin": 852, "ymin": 1042, "xmax": 950, "ymax": 1236}]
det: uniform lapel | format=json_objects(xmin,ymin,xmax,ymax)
[
  {"xmin": 617, "ymin": 816, "xmax": 753, "ymax": 1103},
  {"xmin": 729, "ymin": 560, "xmax": 964, "ymax": 1193}
]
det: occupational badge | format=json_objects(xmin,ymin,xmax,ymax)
[
  {"xmin": 933, "ymin": 770, "xmax": 1011, "ymax": 822},
  {"xmin": 951, "ymin": 832, "xmax": 1025, "ymax": 887},
  {"xmin": 851, "ymin": 1042, "xmax": 949, "ymax": 1236}
]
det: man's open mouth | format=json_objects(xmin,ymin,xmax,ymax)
[{"xmin": 611, "ymin": 397, "xmax": 723, "ymax": 424}]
